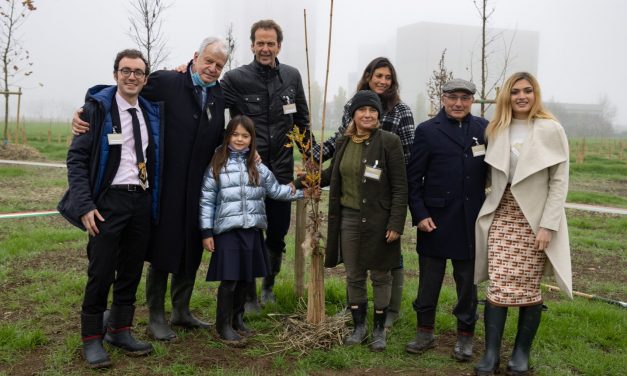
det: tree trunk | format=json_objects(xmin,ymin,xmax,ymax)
[{"xmin": 306, "ymin": 243, "xmax": 325, "ymax": 324}]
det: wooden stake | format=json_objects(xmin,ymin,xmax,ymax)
[{"xmin": 306, "ymin": 0, "xmax": 335, "ymax": 325}]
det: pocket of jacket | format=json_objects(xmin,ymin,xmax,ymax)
[
  {"xmin": 424, "ymin": 197, "xmax": 446, "ymax": 207},
  {"xmin": 243, "ymin": 94, "xmax": 264, "ymax": 115}
]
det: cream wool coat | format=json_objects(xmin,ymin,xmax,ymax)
[{"xmin": 475, "ymin": 118, "xmax": 573, "ymax": 299}]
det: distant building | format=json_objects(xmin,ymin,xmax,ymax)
[
  {"xmin": 395, "ymin": 21, "xmax": 540, "ymax": 119},
  {"xmin": 545, "ymin": 101, "xmax": 614, "ymax": 137}
]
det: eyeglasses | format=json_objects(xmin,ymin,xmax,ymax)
[
  {"xmin": 444, "ymin": 94, "xmax": 473, "ymax": 103},
  {"xmin": 118, "ymin": 68, "xmax": 146, "ymax": 78}
]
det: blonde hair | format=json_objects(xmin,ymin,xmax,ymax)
[
  {"xmin": 344, "ymin": 119, "xmax": 381, "ymax": 136},
  {"xmin": 486, "ymin": 72, "xmax": 557, "ymax": 140}
]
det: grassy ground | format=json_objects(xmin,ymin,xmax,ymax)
[{"xmin": 0, "ymin": 126, "xmax": 625, "ymax": 375}]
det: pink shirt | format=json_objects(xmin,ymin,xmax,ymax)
[{"xmin": 111, "ymin": 92, "xmax": 150, "ymax": 186}]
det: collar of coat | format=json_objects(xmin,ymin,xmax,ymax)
[{"xmin": 485, "ymin": 118, "xmax": 569, "ymax": 185}]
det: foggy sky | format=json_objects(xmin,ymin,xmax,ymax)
[{"xmin": 13, "ymin": 0, "xmax": 627, "ymax": 128}]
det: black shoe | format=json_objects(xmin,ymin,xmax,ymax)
[
  {"xmin": 146, "ymin": 267, "xmax": 177, "ymax": 341},
  {"xmin": 452, "ymin": 333, "xmax": 474, "ymax": 362},
  {"xmin": 344, "ymin": 303, "xmax": 368, "ymax": 346},
  {"xmin": 405, "ymin": 328, "xmax": 435, "ymax": 354},
  {"xmin": 475, "ymin": 303, "xmax": 508, "ymax": 376},
  {"xmin": 370, "ymin": 307, "xmax": 387, "ymax": 352},
  {"xmin": 170, "ymin": 273, "xmax": 210, "ymax": 329},
  {"xmin": 505, "ymin": 304, "xmax": 542, "ymax": 376}
]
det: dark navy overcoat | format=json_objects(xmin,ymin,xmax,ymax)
[
  {"xmin": 407, "ymin": 108, "xmax": 487, "ymax": 260},
  {"xmin": 143, "ymin": 62, "xmax": 226, "ymax": 275}
]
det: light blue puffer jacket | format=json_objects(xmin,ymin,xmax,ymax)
[{"xmin": 199, "ymin": 149, "xmax": 304, "ymax": 235}]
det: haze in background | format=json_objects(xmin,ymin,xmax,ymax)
[{"xmin": 14, "ymin": 0, "xmax": 627, "ymax": 129}]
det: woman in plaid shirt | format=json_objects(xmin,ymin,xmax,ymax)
[{"xmin": 312, "ymin": 57, "xmax": 415, "ymax": 327}]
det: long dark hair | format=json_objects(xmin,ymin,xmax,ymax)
[
  {"xmin": 210, "ymin": 115, "xmax": 260, "ymax": 185},
  {"xmin": 355, "ymin": 57, "xmax": 400, "ymax": 113}
]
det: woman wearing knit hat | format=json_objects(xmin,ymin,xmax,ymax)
[
  {"xmin": 301, "ymin": 90, "xmax": 408, "ymax": 352},
  {"xmin": 311, "ymin": 57, "xmax": 415, "ymax": 328}
]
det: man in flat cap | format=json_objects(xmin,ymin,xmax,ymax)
[{"xmin": 405, "ymin": 79, "xmax": 488, "ymax": 361}]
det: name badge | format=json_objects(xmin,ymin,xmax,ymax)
[
  {"xmin": 107, "ymin": 133, "xmax": 123, "ymax": 145},
  {"xmin": 471, "ymin": 136, "xmax": 485, "ymax": 157},
  {"xmin": 364, "ymin": 160, "xmax": 382, "ymax": 181},
  {"xmin": 206, "ymin": 107, "xmax": 213, "ymax": 122},
  {"xmin": 283, "ymin": 103, "xmax": 297, "ymax": 114},
  {"xmin": 472, "ymin": 144, "xmax": 486, "ymax": 157}
]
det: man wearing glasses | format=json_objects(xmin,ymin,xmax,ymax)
[
  {"xmin": 405, "ymin": 79, "xmax": 488, "ymax": 362},
  {"xmin": 59, "ymin": 49, "xmax": 162, "ymax": 368},
  {"xmin": 72, "ymin": 38, "xmax": 229, "ymax": 342}
]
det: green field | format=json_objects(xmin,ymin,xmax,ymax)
[{"xmin": 0, "ymin": 124, "xmax": 625, "ymax": 375}]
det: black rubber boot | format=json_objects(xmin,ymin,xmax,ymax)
[
  {"xmin": 104, "ymin": 305, "xmax": 153, "ymax": 356},
  {"xmin": 344, "ymin": 303, "xmax": 368, "ymax": 346},
  {"xmin": 385, "ymin": 267, "xmax": 404, "ymax": 328},
  {"xmin": 146, "ymin": 267, "xmax": 177, "ymax": 341},
  {"xmin": 261, "ymin": 250, "xmax": 283, "ymax": 305},
  {"xmin": 475, "ymin": 302, "xmax": 508, "ymax": 376},
  {"xmin": 506, "ymin": 304, "xmax": 542, "ymax": 376},
  {"xmin": 216, "ymin": 282, "xmax": 246, "ymax": 347},
  {"xmin": 233, "ymin": 282, "xmax": 254, "ymax": 337},
  {"xmin": 170, "ymin": 273, "xmax": 210, "ymax": 329},
  {"xmin": 244, "ymin": 280, "xmax": 262, "ymax": 314},
  {"xmin": 81, "ymin": 312, "xmax": 111, "ymax": 368},
  {"xmin": 370, "ymin": 307, "xmax": 387, "ymax": 352}
]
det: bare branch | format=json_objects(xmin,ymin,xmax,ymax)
[
  {"xmin": 1, "ymin": 0, "xmax": 36, "ymax": 142},
  {"xmin": 127, "ymin": 0, "xmax": 170, "ymax": 70}
]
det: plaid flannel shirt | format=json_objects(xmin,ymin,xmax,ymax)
[{"xmin": 312, "ymin": 99, "xmax": 415, "ymax": 164}]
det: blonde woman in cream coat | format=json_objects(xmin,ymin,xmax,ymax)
[{"xmin": 474, "ymin": 72, "xmax": 572, "ymax": 376}]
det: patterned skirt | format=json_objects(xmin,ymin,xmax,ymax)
[{"xmin": 486, "ymin": 186, "xmax": 547, "ymax": 306}]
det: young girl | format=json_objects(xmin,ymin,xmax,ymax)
[{"xmin": 199, "ymin": 115, "xmax": 303, "ymax": 346}]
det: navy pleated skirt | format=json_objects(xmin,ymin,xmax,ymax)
[{"xmin": 206, "ymin": 227, "xmax": 270, "ymax": 282}]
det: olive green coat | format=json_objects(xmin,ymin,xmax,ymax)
[{"xmin": 322, "ymin": 128, "xmax": 408, "ymax": 270}]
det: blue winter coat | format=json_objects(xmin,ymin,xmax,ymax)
[
  {"xmin": 407, "ymin": 108, "xmax": 488, "ymax": 260},
  {"xmin": 58, "ymin": 85, "xmax": 164, "ymax": 230},
  {"xmin": 199, "ymin": 148, "xmax": 304, "ymax": 236}
]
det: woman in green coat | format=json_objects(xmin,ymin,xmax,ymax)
[{"xmin": 320, "ymin": 90, "xmax": 407, "ymax": 351}]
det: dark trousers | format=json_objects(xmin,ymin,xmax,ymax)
[
  {"xmin": 82, "ymin": 189, "xmax": 151, "ymax": 314},
  {"xmin": 413, "ymin": 254, "xmax": 478, "ymax": 333},
  {"xmin": 264, "ymin": 197, "xmax": 292, "ymax": 269}
]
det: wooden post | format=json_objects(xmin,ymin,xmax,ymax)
[
  {"xmin": 16, "ymin": 88, "xmax": 22, "ymax": 133},
  {"xmin": 306, "ymin": 0, "xmax": 335, "ymax": 325},
  {"xmin": 294, "ymin": 200, "xmax": 306, "ymax": 297}
]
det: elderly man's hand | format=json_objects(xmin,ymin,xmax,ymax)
[
  {"xmin": 72, "ymin": 108, "xmax": 90, "ymax": 135},
  {"xmin": 417, "ymin": 217, "xmax": 437, "ymax": 232}
]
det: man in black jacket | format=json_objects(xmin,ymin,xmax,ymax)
[
  {"xmin": 221, "ymin": 19, "xmax": 311, "ymax": 308},
  {"xmin": 59, "ymin": 49, "xmax": 161, "ymax": 368}
]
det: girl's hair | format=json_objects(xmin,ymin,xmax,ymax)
[
  {"xmin": 355, "ymin": 57, "xmax": 400, "ymax": 113},
  {"xmin": 486, "ymin": 71, "xmax": 557, "ymax": 140},
  {"xmin": 211, "ymin": 115, "xmax": 260, "ymax": 185}
]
